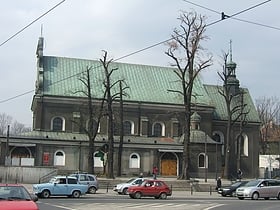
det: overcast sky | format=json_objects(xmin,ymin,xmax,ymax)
[{"xmin": 0, "ymin": 0, "xmax": 279, "ymax": 127}]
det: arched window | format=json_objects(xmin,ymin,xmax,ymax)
[
  {"xmin": 129, "ymin": 153, "xmax": 140, "ymax": 168},
  {"xmin": 198, "ymin": 153, "xmax": 208, "ymax": 168},
  {"xmin": 240, "ymin": 134, "xmax": 249, "ymax": 157},
  {"xmin": 51, "ymin": 117, "xmax": 65, "ymax": 131},
  {"xmin": 123, "ymin": 120, "xmax": 134, "ymax": 135},
  {"xmin": 212, "ymin": 131, "xmax": 225, "ymax": 156},
  {"xmin": 94, "ymin": 151, "xmax": 103, "ymax": 167},
  {"xmin": 54, "ymin": 150, "xmax": 65, "ymax": 166},
  {"xmin": 87, "ymin": 119, "xmax": 100, "ymax": 133},
  {"xmin": 153, "ymin": 122, "xmax": 165, "ymax": 137}
]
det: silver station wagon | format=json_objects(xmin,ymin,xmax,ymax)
[{"xmin": 236, "ymin": 179, "xmax": 280, "ymax": 200}]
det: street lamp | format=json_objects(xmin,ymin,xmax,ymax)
[{"xmin": 204, "ymin": 133, "xmax": 207, "ymax": 182}]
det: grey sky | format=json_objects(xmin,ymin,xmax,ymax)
[{"xmin": 0, "ymin": 0, "xmax": 279, "ymax": 127}]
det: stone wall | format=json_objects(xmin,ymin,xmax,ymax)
[{"xmin": 0, "ymin": 166, "xmax": 57, "ymax": 184}]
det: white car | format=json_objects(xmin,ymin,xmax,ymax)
[
  {"xmin": 236, "ymin": 179, "xmax": 280, "ymax": 200},
  {"xmin": 113, "ymin": 178, "xmax": 144, "ymax": 195}
]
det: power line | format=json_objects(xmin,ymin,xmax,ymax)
[
  {"xmin": 0, "ymin": 0, "xmax": 66, "ymax": 47},
  {"xmin": 0, "ymin": 0, "xmax": 274, "ymax": 103},
  {"xmin": 230, "ymin": 0, "xmax": 271, "ymax": 18},
  {"xmin": 184, "ymin": 0, "xmax": 280, "ymax": 31},
  {"xmin": 0, "ymin": 90, "xmax": 34, "ymax": 104}
]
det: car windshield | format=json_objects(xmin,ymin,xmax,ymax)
[
  {"xmin": 126, "ymin": 178, "xmax": 136, "ymax": 183},
  {"xmin": 0, "ymin": 186, "xmax": 31, "ymax": 200},
  {"xmin": 231, "ymin": 182, "xmax": 241, "ymax": 187},
  {"xmin": 49, "ymin": 177, "xmax": 57, "ymax": 183},
  {"xmin": 244, "ymin": 180, "xmax": 260, "ymax": 187}
]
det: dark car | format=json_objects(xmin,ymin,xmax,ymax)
[
  {"xmin": 218, "ymin": 181, "xmax": 248, "ymax": 197},
  {"xmin": 127, "ymin": 179, "xmax": 172, "ymax": 199},
  {"xmin": 0, "ymin": 184, "xmax": 39, "ymax": 210}
]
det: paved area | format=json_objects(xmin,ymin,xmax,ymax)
[{"xmin": 23, "ymin": 183, "xmax": 221, "ymax": 198}]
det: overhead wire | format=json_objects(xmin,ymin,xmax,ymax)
[
  {"xmin": 0, "ymin": 0, "xmax": 275, "ymax": 103},
  {"xmin": 0, "ymin": 0, "xmax": 66, "ymax": 47},
  {"xmin": 183, "ymin": 0, "xmax": 280, "ymax": 30}
]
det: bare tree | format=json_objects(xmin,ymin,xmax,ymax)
[
  {"xmin": 256, "ymin": 96, "xmax": 280, "ymax": 154},
  {"xmin": 10, "ymin": 121, "xmax": 31, "ymax": 134},
  {"xmin": 73, "ymin": 66, "xmax": 106, "ymax": 174},
  {"xmin": 165, "ymin": 11, "xmax": 212, "ymax": 179},
  {"xmin": 100, "ymin": 51, "xmax": 127, "ymax": 178},
  {"xmin": 117, "ymin": 80, "xmax": 129, "ymax": 176},
  {"xmin": 218, "ymin": 52, "xmax": 249, "ymax": 179},
  {"xmin": 0, "ymin": 113, "xmax": 12, "ymax": 135}
]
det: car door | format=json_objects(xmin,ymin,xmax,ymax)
[
  {"xmin": 53, "ymin": 178, "xmax": 68, "ymax": 195},
  {"xmin": 267, "ymin": 180, "xmax": 280, "ymax": 198},
  {"xmin": 258, "ymin": 180, "xmax": 269, "ymax": 198},
  {"xmin": 67, "ymin": 178, "xmax": 81, "ymax": 194},
  {"xmin": 142, "ymin": 181, "xmax": 155, "ymax": 196},
  {"xmin": 147, "ymin": 181, "xmax": 159, "ymax": 196}
]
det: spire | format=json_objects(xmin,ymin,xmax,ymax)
[
  {"xmin": 226, "ymin": 39, "xmax": 237, "ymax": 75},
  {"xmin": 229, "ymin": 39, "xmax": 233, "ymax": 63},
  {"xmin": 36, "ymin": 25, "xmax": 44, "ymax": 68},
  {"xmin": 225, "ymin": 40, "xmax": 240, "ymax": 94}
]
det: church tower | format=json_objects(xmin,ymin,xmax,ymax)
[{"xmin": 224, "ymin": 40, "xmax": 240, "ymax": 95}]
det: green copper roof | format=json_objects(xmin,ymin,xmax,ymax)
[
  {"xmin": 41, "ymin": 56, "xmax": 212, "ymax": 106},
  {"xmin": 204, "ymin": 84, "xmax": 260, "ymax": 122}
]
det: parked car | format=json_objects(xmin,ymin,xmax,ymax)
[
  {"xmin": 69, "ymin": 173, "xmax": 99, "ymax": 194},
  {"xmin": 127, "ymin": 179, "xmax": 172, "ymax": 199},
  {"xmin": 218, "ymin": 181, "xmax": 248, "ymax": 197},
  {"xmin": 0, "ymin": 184, "xmax": 39, "ymax": 210},
  {"xmin": 113, "ymin": 177, "xmax": 145, "ymax": 195},
  {"xmin": 33, "ymin": 176, "xmax": 88, "ymax": 198},
  {"xmin": 236, "ymin": 179, "xmax": 280, "ymax": 200}
]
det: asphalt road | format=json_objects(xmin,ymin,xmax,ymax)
[{"xmin": 35, "ymin": 191, "xmax": 280, "ymax": 210}]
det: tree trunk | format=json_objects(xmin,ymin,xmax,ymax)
[{"xmin": 117, "ymin": 82, "xmax": 124, "ymax": 177}]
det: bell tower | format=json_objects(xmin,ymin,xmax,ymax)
[{"xmin": 224, "ymin": 40, "xmax": 240, "ymax": 95}]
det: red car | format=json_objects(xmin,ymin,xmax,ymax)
[
  {"xmin": 0, "ymin": 184, "xmax": 38, "ymax": 210},
  {"xmin": 127, "ymin": 179, "xmax": 172, "ymax": 199}
]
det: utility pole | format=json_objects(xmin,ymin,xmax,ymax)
[
  {"xmin": 204, "ymin": 133, "xmax": 207, "ymax": 182},
  {"xmin": 5, "ymin": 125, "xmax": 10, "ymax": 166}
]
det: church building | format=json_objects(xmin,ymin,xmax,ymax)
[{"xmin": 0, "ymin": 37, "xmax": 261, "ymax": 179}]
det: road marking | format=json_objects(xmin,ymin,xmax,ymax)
[
  {"xmin": 42, "ymin": 202, "xmax": 76, "ymax": 210},
  {"xmin": 203, "ymin": 204, "xmax": 225, "ymax": 210}
]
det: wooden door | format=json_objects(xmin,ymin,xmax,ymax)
[{"xmin": 161, "ymin": 159, "xmax": 177, "ymax": 176}]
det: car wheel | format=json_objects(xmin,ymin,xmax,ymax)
[
  {"xmin": 88, "ymin": 186, "xmax": 97, "ymax": 194},
  {"xmin": 41, "ymin": 190, "xmax": 50, "ymax": 198},
  {"xmin": 277, "ymin": 193, "xmax": 280, "ymax": 200},
  {"xmin": 129, "ymin": 194, "xmax": 135, "ymax": 199},
  {"xmin": 252, "ymin": 192, "xmax": 259, "ymax": 200},
  {"xmin": 72, "ymin": 190, "xmax": 81, "ymax": 198},
  {"xmin": 159, "ymin": 193, "xmax": 167, "ymax": 199},
  {"xmin": 134, "ymin": 192, "xmax": 142, "ymax": 199},
  {"xmin": 122, "ymin": 188, "xmax": 128, "ymax": 195}
]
